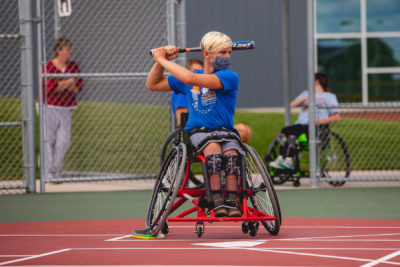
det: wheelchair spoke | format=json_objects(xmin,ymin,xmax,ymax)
[
  {"xmin": 145, "ymin": 143, "xmax": 187, "ymax": 236},
  {"xmin": 319, "ymin": 131, "xmax": 351, "ymax": 186}
]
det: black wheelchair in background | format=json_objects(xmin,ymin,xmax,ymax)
[
  {"xmin": 264, "ymin": 127, "xmax": 351, "ymax": 187},
  {"xmin": 146, "ymin": 114, "xmax": 281, "ymax": 238}
]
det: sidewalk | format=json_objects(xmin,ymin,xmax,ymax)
[
  {"xmin": 38, "ymin": 179, "xmax": 155, "ymax": 193},
  {"xmin": 39, "ymin": 173, "xmax": 400, "ymax": 193}
]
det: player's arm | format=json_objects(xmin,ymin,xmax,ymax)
[
  {"xmin": 146, "ymin": 62, "xmax": 172, "ymax": 92},
  {"xmin": 56, "ymin": 78, "xmax": 77, "ymax": 92},
  {"xmin": 151, "ymin": 46, "xmax": 223, "ymax": 90},
  {"xmin": 290, "ymin": 96, "xmax": 308, "ymax": 108}
]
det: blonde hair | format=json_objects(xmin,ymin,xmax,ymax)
[{"xmin": 200, "ymin": 31, "xmax": 232, "ymax": 53}]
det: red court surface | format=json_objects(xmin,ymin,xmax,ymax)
[{"xmin": 0, "ymin": 218, "xmax": 399, "ymax": 266}]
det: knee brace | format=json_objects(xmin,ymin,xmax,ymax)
[
  {"xmin": 222, "ymin": 153, "xmax": 239, "ymax": 176},
  {"xmin": 287, "ymin": 135, "xmax": 298, "ymax": 157},
  {"xmin": 206, "ymin": 153, "xmax": 222, "ymax": 177},
  {"xmin": 288, "ymin": 135, "xmax": 297, "ymax": 148},
  {"xmin": 277, "ymin": 133, "xmax": 287, "ymax": 146}
]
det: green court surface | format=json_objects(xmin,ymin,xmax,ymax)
[{"xmin": 0, "ymin": 187, "xmax": 399, "ymax": 223}]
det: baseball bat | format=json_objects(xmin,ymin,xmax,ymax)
[{"xmin": 150, "ymin": 41, "xmax": 255, "ymax": 56}]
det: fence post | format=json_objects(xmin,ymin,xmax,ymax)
[
  {"xmin": 176, "ymin": 0, "xmax": 186, "ymax": 68},
  {"xmin": 306, "ymin": 0, "xmax": 318, "ymax": 188},
  {"xmin": 18, "ymin": 0, "xmax": 37, "ymax": 193},
  {"xmin": 35, "ymin": 0, "xmax": 46, "ymax": 193},
  {"xmin": 282, "ymin": 0, "xmax": 291, "ymax": 127}
]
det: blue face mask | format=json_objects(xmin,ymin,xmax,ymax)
[{"xmin": 212, "ymin": 55, "xmax": 231, "ymax": 71}]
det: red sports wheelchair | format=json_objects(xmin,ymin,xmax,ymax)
[{"xmin": 145, "ymin": 125, "xmax": 282, "ymax": 238}]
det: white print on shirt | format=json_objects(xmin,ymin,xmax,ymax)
[
  {"xmin": 302, "ymin": 97, "xmax": 326, "ymax": 111},
  {"xmin": 191, "ymin": 86, "xmax": 216, "ymax": 114}
]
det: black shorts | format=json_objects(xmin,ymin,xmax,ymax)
[{"xmin": 281, "ymin": 124, "xmax": 330, "ymax": 139}]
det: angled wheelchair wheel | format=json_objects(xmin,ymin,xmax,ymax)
[
  {"xmin": 146, "ymin": 143, "xmax": 187, "ymax": 236},
  {"xmin": 244, "ymin": 143, "xmax": 281, "ymax": 236},
  {"xmin": 160, "ymin": 129, "xmax": 203, "ymax": 187},
  {"xmin": 319, "ymin": 130, "xmax": 351, "ymax": 187},
  {"xmin": 160, "ymin": 129, "xmax": 180, "ymax": 166}
]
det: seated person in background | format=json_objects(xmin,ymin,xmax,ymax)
[
  {"xmin": 171, "ymin": 58, "xmax": 204, "ymax": 127},
  {"xmin": 234, "ymin": 123, "xmax": 252, "ymax": 144},
  {"xmin": 269, "ymin": 72, "xmax": 340, "ymax": 170}
]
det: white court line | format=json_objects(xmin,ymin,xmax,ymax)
[
  {"xmin": 243, "ymin": 247, "xmax": 400, "ymax": 265},
  {"xmin": 106, "ymin": 231, "xmax": 400, "ymax": 243},
  {"xmin": 0, "ymin": 255, "xmax": 34, "ymax": 257},
  {"xmin": 0, "ymin": 234, "xmax": 123, "ymax": 237},
  {"xmin": 169, "ymin": 225, "xmax": 400, "ymax": 229},
  {"xmin": 361, "ymin": 250, "xmax": 400, "ymax": 267},
  {"xmin": 107, "ymin": 238, "xmax": 400, "ymax": 243},
  {"xmin": 275, "ymin": 239, "xmax": 400, "ymax": 242},
  {"xmin": 0, "ymin": 266, "xmax": 302, "ymax": 267},
  {"xmin": 105, "ymin": 234, "xmax": 132, "ymax": 241},
  {"xmin": 266, "ymin": 232, "xmax": 400, "ymax": 242},
  {"xmin": 69, "ymin": 247, "xmax": 400, "ymax": 265},
  {"xmin": 0, "ymin": 249, "xmax": 70, "ymax": 266},
  {"xmin": 72, "ymin": 247, "xmax": 400, "ymax": 251}
]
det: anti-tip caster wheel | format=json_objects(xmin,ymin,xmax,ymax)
[
  {"xmin": 241, "ymin": 222, "xmax": 249, "ymax": 234},
  {"xmin": 195, "ymin": 222, "xmax": 205, "ymax": 238},
  {"xmin": 161, "ymin": 222, "xmax": 169, "ymax": 234},
  {"xmin": 248, "ymin": 221, "xmax": 259, "ymax": 237}
]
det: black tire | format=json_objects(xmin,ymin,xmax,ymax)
[
  {"xmin": 244, "ymin": 143, "xmax": 281, "ymax": 236},
  {"xmin": 264, "ymin": 135, "xmax": 289, "ymax": 185},
  {"xmin": 160, "ymin": 129, "xmax": 203, "ymax": 187},
  {"xmin": 320, "ymin": 131, "xmax": 351, "ymax": 186},
  {"xmin": 146, "ymin": 143, "xmax": 187, "ymax": 236},
  {"xmin": 160, "ymin": 129, "xmax": 180, "ymax": 166}
]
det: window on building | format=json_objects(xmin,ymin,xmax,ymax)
[
  {"xmin": 318, "ymin": 39, "xmax": 362, "ymax": 102},
  {"xmin": 369, "ymin": 74, "xmax": 400, "ymax": 101},
  {"xmin": 316, "ymin": 0, "xmax": 400, "ymax": 103},
  {"xmin": 367, "ymin": 38, "xmax": 400, "ymax": 68},
  {"xmin": 317, "ymin": 0, "xmax": 360, "ymax": 33},
  {"xmin": 367, "ymin": 0, "xmax": 400, "ymax": 32}
]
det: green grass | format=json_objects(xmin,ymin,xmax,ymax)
[
  {"xmin": 234, "ymin": 111, "xmax": 400, "ymax": 170},
  {"xmin": 65, "ymin": 101, "xmax": 170, "ymax": 174},
  {"xmin": 1, "ymin": 96, "xmax": 399, "ymax": 180},
  {"xmin": 0, "ymin": 97, "xmax": 23, "ymax": 179},
  {"xmin": 234, "ymin": 111, "xmax": 294, "ymax": 157}
]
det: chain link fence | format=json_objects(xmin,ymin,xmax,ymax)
[
  {"xmin": 1, "ymin": 0, "xmax": 181, "ymax": 193},
  {"xmin": 39, "ymin": 0, "xmax": 174, "ymax": 190},
  {"xmin": 1, "ymin": 1, "xmax": 399, "ymax": 194},
  {"xmin": 0, "ymin": 1, "xmax": 24, "ymax": 193},
  {"xmin": 315, "ymin": 103, "xmax": 400, "ymax": 186}
]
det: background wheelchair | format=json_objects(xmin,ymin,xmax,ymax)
[
  {"xmin": 264, "ymin": 127, "xmax": 351, "ymax": 187},
  {"xmin": 146, "ymin": 119, "xmax": 282, "ymax": 238}
]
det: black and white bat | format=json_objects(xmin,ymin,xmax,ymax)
[{"xmin": 150, "ymin": 41, "xmax": 255, "ymax": 56}]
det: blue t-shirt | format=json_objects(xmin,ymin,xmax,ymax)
[
  {"xmin": 168, "ymin": 69, "xmax": 239, "ymax": 131},
  {"xmin": 295, "ymin": 90, "xmax": 340, "ymax": 125},
  {"xmin": 171, "ymin": 92, "xmax": 188, "ymax": 119}
]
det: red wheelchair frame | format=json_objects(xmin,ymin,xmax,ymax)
[
  {"xmin": 169, "ymin": 155, "xmax": 276, "ymax": 222},
  {"xmin": 146, "ymin": 133, "xmax": 282, "ymax": 238}
]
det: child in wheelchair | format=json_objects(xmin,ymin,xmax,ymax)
[
  {"xmin": 269, "ymin": 72, "xmax": 340, "ymax": 170},
  {"xmin": 146, "ymin": 31, "xmax": 244, "ymax": 217}
]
